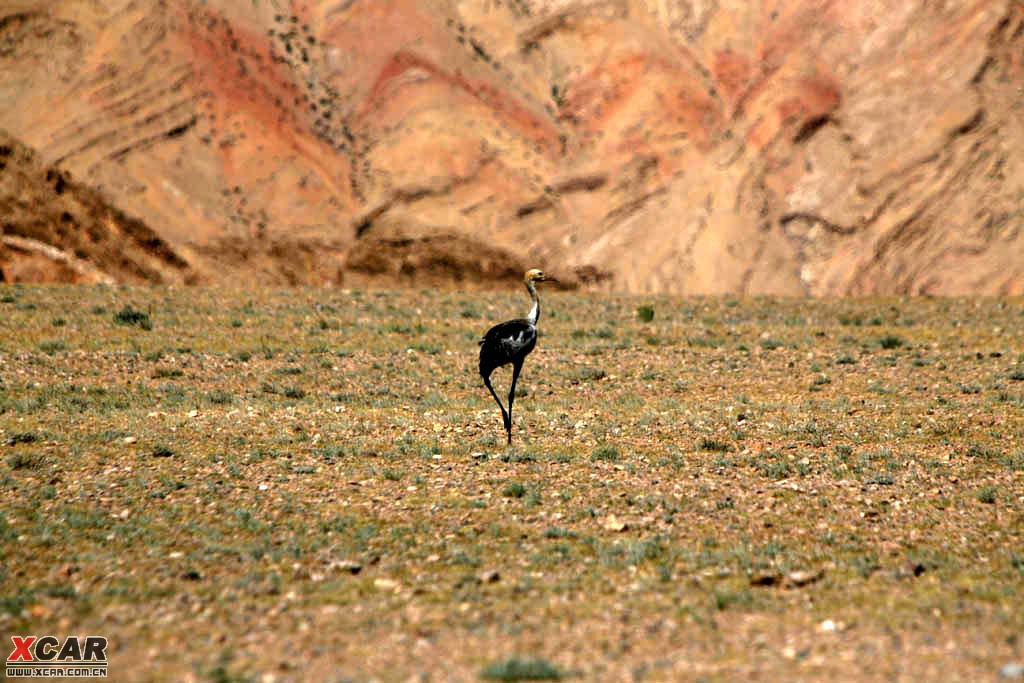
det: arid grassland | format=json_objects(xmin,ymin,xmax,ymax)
[{"xmin": 1, "ymin": 286, "xmax": 1022, "ymax": 682}]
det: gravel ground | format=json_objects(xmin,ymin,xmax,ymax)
[{"xmin": 1, "ymin": 286, "xmax": 1022, "ymax": 682}]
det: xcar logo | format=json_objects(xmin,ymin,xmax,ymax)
[{"xmin": 7, "ymin": 636, "xmax": 108, "ymax": 678}]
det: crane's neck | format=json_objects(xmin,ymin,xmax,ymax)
[{"xmin": 525, "ymin": 279, "xmax": 540, "ymax": 325}]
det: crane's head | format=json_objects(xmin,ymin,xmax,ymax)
[{"xmin": 524, "ymin": 268, "xmax": 555, "ymax": 284}]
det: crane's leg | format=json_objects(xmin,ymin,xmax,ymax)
[
  {"xmin": 483, "ymin": 374, "xmax": 510, "ymax": 441},
  {"xmin": 506, "ymin": 361, "xmax": 523, "ymax": 445}
]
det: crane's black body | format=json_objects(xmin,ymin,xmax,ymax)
[
  {"xmin": 478, "ymin": 270, "xmax": 551, "ymax": 445},
  {"xmin": 479, "ymin": 318, "xmax": 536, "ymax": 443}
]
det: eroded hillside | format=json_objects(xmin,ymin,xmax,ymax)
[
  {"xmin": 0, "ymin": 130, "xmax": 191, "ymax": 284},
  {"xmin": 1, "ymin": 0, "xmax": 1022, "ymax": 292}
]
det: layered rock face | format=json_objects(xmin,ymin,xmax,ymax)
[
  {"xmin": 1, "ymin": 0, "xmax": 1021, "ymax": 293},
  {"xmin": 0, "ymin": 130, "xmax": 191, "ymax": 284}
]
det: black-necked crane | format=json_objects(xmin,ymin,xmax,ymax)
[{"xmin": 479, "ymin": 268, "xmax": 555, "ymax": 445}]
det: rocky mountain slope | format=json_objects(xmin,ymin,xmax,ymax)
[
  {"xmin": 1, "ymin": 0, "xmax": 1021, "ymax": 293},
  {"xmin": 0, "ymin": 130, "xmax": 191, "ymax": 284}
]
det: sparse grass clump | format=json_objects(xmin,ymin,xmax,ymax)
[
  {"xmin": 698, "ymin": 437, "xmax": 732, "ymax": 453},
  {"xmin": 37, "ymin": 340, "xmax": 66, "ymax": 354},
  {"xmin": 502, "ymin": 482, "xmax": 526, "ymax": 498},
  {"xmin": 151, "ymin": 445, "xmax": 175, "ymax": 458},
  {"xmin": 6, "ymin": 431, "xmax": 41, "ymax": 446},
  {"xmin": 317, "ymin": 446, "xmax": 346, "ymax": 464},
  {"xmin": 591, "ymin": 445, "xmax": 620, "ymax": 462},
  {"xmin": 500, "ymin": 449, "xmax": 535, "ymax": 463},
  {"xmin": 599, "ymin": 537, "xmax": 666, "ymax": 568},
  {"xmin": 636, "ymin": 305, "xmax": 655, "ymax": 322},
  {"xmin": 965, "ymin": 443, "xmax": 997, "ymax": 459},
  {"xmin": 879, "ymin": 334, "xmax": 905, "ymax": 349},
  {"xmin": 480, "ymin": 656, "xmax": 563, "ymax": 681},
  {"xmin": 687, "ymin": 335, "xmax": 723, "ymax": 348},
  {"xmin": 755, "ymin": 452, "xmax": 792, "ymax": 479},
  {"xmin": 712, "ymin": 588, "xmax": 754, "ymax": 611},
  {"xmin": 113, "ymin": 306, "xmax": 152, "ymax": 330},
  {"xmin": 6, "ymin": 451, "xmax": 46, "ymax": 470},
  {"xmin": 810, "ymin": 374, "xmax": 831, "ymax": 389},
  {"xmin": 543, "ymin": 527, "xmax": 576, "ymax": 539},
  {"xmin": 976, "ymin": 486, "xmax": 998, "ymax": 504},
  {"xmin": 205, "ymin": 648, "xmax": 251, "ymax": 683},
  {"xmin": 207, "ymin": 390, "xmax": 234, "ymax": 405},
  {"xmin": 577, "ymin": 366, "xmax": 606, "ymax": 381}
]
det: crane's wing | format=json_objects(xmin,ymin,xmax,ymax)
[{"xmin": 479, "ymin": 319, "xmax": 536, "ymax": 352}]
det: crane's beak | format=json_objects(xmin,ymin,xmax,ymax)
[{"xmin": 542, "ymin": 275, "xmax": 558, "ymax": 284}]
